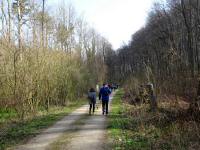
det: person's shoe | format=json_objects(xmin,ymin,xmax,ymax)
[{"xmin": 102, "ymin": 111, "xmax": 104, "ymax": 115}]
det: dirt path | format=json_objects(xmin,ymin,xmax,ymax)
[{"xmin": 12, "ymin": 93, "xmax": 115, "ymax": 150}]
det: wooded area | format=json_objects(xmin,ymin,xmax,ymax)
[
  {"xmin": 107, "ymin": 1, "xmax": 200, "ymax": 149},
  {"xmin": 1, "ymin": 0, "xmax": 200, "ymax": 149},
  {"xmin": 110, "ymin": 0, "xmax": 200, "ymax": 103},
  {"xmin": 0, "ymin": 0, "xmax": 112, "ymax": 120}
]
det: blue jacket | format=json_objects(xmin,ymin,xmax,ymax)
[{"xmin": 99, "ymin": 86, "xmax": 111, "ymax": 101}]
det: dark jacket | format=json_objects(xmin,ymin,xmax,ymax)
[
  {"xmin": 88, "ymin": 91, "xmax": 96, "ymax": 104},
  {"xmin": 99, "ymin": 86, "xmax": 111, "ymax": 101}
]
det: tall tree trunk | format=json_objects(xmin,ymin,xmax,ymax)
[
  {"xmin": 7, "ymin": 0, "xmax": 11, "ymax": 43},
  {"xmin": 181, "ymin": 0, "xmax": 195, "ymax": 77},
  {"xmin": 17, "ymin": 0, "xmax": 22, "ymax": 50},
  {"xmin": 42, "ymin": 0, "xmax": 45, "ymax": 49},
  {"xmin": 1, "ymin": 0, "xmax": 5, "ymax": 37}
]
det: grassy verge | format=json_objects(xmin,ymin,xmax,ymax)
[
  {"xmin": 108, "ymin": 89, "xmax": 131, "ymax": 150},
  {"xmin": 0, "ymin": 99, "xmax": 86, "ymax": 150},
  {"xmin": 108, "ymin": 89, "xmax": 200, "ymax": 150},
  {"xmin": 0, "ymin": 109, "xmax": 17, "ymax": 125}
]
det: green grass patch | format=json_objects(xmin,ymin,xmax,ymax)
[
  {"xmin": 108, "ymin": 89, "xmax": 132, "ymax": 149},
  {"xmin": 108, "ymin": 90, "xmax": 162, "ymax": 149},
  {"xmin": 0, "ymin": 108, "xmax": 17, "ymax": 125},
  {"xmin": 0, "ymin": 99, "xmax": 87, "ymax": 150}
]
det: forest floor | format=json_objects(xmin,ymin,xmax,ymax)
[
  {"xmin": 9, "ymin": 93, "xmax": 115, "ymax": 150},
  {"xmin": 108, "ymin": 89, "xmax": 200, "ymax": 150}
]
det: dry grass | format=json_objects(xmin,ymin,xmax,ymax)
[
  {"xmin": 109, "ymin": 89, "xmax": 200, "ymax": 150},
  {"xmin": 124, "ymin": 98, "xmax": 200, "ymax": 150}
]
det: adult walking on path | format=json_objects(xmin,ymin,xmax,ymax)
[
  {"xmin": 88, "ymin": 87, "xmax": 97, "ymax": 114},
  {"xmin": 99, "ymin": 83, "xmax": 112, "ymax": 115}
]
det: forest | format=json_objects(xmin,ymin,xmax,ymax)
[
  {"xmin": 110, "ymin": 0, "xmax": 200, "ymax": 104},
  {"xmin": 108, "ymin": 0, "xmax": 200, "ymax": 149},
  {"xmin": 0, "ymin": 0, "xmax": 200, "ymax": 149},
  {"xmin": 0, "ymin": 0, "xmax": 113, "ymax": 120}
]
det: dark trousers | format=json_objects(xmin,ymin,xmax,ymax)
[
  {"xmin": 89, "ymin": 102, "xmax": 95, "ymax": 114},
  {"xmin": 102, "ymin": 100, "xmax": 109, "ymax": 114}
]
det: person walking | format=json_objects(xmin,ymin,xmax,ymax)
[
  {"xmin": 88, "ymin": 88, "xmax": 96, "ymax": 115},
  {"xmin": 99, "ymin": 83, "xmax": 111, "ymax": 115}
]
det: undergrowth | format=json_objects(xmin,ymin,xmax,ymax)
[{"xmin": 108, "ymin": 89, "xmax": 200, "ymax": 150}]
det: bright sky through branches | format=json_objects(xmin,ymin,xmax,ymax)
[{"xmin": 49, "ymin": 0, "xmax": 155, "ymax": 49}]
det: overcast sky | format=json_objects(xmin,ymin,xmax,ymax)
[{"xmin": 49, "ymin": 0, "xmax": 156, "ymax": 49}]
